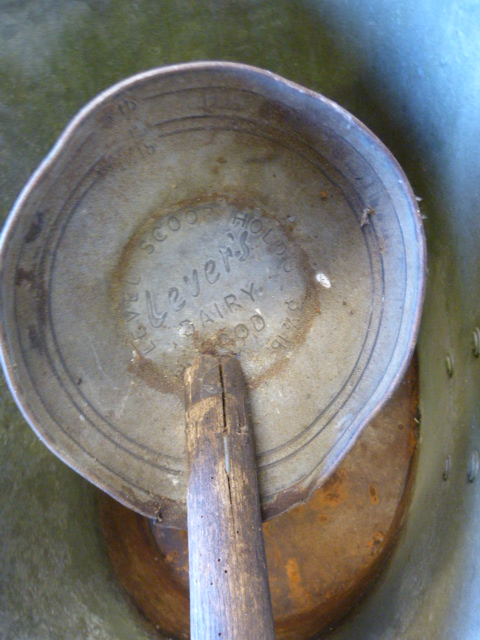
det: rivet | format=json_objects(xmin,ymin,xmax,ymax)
[
  {"xmin": 467, "ymin": 450, "xmax": 479, "ymax": 483},
  {"xmin": 472, "ymin": 328, "xmax": 480, "ymax": 358},
  {"xmin": 443, "ymin": 455, "xmax": 452, "ymax": 481},
  {"xmin": 445, "ymin": 355, "xmax": 454, "ymax": 377}
]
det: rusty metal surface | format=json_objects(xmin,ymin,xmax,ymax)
[
  {"xmin": 0, "ymin": 62, "xmax": 425, "ymax": 525},
  {"xmin": 99, "ymin": 357, "xmax": 419, "ymax": 639}
]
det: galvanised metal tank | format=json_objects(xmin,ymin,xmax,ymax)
[{"xmin": 1, "ymin": 2, "xmax": 479, "ymax": 639}]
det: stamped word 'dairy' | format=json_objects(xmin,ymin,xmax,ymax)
[{"xmin": 120, "ymin": 198, "xmax": 311, "ymax": 383}]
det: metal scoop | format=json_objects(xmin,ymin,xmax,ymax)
[{"xmin": 0, "ymin": 62, "xmax": 425, "ymax": 638}]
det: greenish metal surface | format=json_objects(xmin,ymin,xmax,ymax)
[{"xmin": 1, "ymin": 1, "xmax": 480, "ymax": 639}]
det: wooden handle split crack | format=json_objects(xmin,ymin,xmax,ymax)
[{"xmin": 185, "ymin": 354, "xmax": 276, "ymax": 640}]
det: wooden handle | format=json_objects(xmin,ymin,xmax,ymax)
[{"xmin": 184, "ymin": 354, "xmax": 276, "ymax": 640}]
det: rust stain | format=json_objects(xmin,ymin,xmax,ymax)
[
  {"xmin": 164, "ymin": 550, "xmax": 179, "ymax": 564},
  {"xmin": 285, "ymin": 557, "xmax": 311, "ymax": 606},
  {"xmin": 319, "ymin": 469, "xmax": 348, "ymax": 507},
  {"xmin": 410, "ymin": 421, "xmax": 419, "ymax": 456},
  {"xmin": 369, "ymin": 484, "xmax": 379, "ymax": 505},
  {"xmin": 367, "ymin": 531, "xmax": 385, "ymax": 556},
  {"xmin": 24, "ymin": 211, "xmax": 45, "ymax": 243},
  {"xmin": 98, "ymin": 496, "xmax": 190, "ymax": 640},
  {"xmin": 99, "ymin": 356, "xmax": 420, "ymax": 640},
  {"xmin": 15, "ymin": 267, "xmax": 35, "ymax": 287}
]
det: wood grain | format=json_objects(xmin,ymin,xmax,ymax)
[{"xmin": 184, "ymin": 354, "xmax": 275, "ymax": 640}]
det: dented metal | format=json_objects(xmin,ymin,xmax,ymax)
[{"xmin": 0, "ymin": 62, "xmax": 425, "ymax": 526}]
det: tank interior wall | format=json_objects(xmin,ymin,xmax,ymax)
[{"xmin": 1, "ymin": 2, "xmax": 479, "ymax": 638}]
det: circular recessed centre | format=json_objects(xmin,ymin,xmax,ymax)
[
  {"xmin": 120, "ymin": 197, "xmax": 313, "ymax": 388},
  {"xmin": 0, "ymin": 64, "xmax": 424, "ymax": 524}
]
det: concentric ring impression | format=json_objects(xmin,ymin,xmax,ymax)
[{"xmin": 0, "ymin": 63, "xmax": 425, "ymax": 526}]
